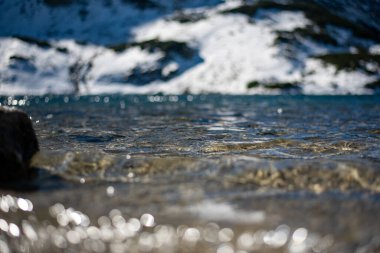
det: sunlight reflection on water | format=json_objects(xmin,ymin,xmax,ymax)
[
  {"xmin": 1, "ymin": 95, "xmax": 380, "ymax": 252},
  {"xmin": 0, "ymin": 194, "xmax": 333, "ymax": 253}
]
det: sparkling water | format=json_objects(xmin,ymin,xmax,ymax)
[{"xmin": 0, "ymin": 95, "xmax": 379, "ymax": 253}]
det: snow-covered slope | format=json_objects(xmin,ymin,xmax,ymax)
[{"xmin": 0, "ymin": 0, "xmax": 379, "ymax": 95}]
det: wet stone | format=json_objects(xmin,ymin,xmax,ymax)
[{"xmin": 0, "ymin": 106, "xmax": 39, "ymax": 184}]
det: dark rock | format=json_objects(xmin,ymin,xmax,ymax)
[
  {"xmin": 224, "ymin": 1, "xmax": 380, "ymax": 42},
  {"xmin": 365, "ymin": 80, "xmax": 380, "ymax": 90},
  {"xmin": 43, "ymin": 0, "xmax": 73, "ymax": 7},
  {"xmin": 247, "ymin": 80, "xmax": 300, "ymax": 91},
  {"xmin": 121, "ymin": 0, "xmax": 159, "ymax": 9},
  {"xmin": 170, "ymin": 11, "xmax": 206, "ymax": 23},
  {"xmin": 9, "ymin": 55, "xmax": 37, "ymax": 73},
  {"xmin": 315, "ymin": 53, "xmax": 380, "ymax": 74},
  {"xmin": 105, "ymin": 39, "xmax": 202, "ymax": 86},
  {"xmin": 0, "ymin": 107, "xmax": 39, "ymax": 183},
  {"xmin": 14, "ymin": 36, "xmax": 52, "ymax": 49}
]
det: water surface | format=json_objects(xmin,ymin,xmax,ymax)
[{"xmin": 1, "ymin": 95, "xmax": 380, "ymax": 253}]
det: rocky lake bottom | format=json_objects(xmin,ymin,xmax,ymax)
[{"xmin": 0, "ymin": 95, "xmax": 380, "ymax": 253}]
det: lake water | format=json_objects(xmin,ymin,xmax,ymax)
[{"xmin": 1, "ymin": 95, "xmax": 380, "ymax": 253}]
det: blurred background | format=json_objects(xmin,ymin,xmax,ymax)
[{"xmin": 0, "ymin": 0, "xmax": 379, "ymax": 95}]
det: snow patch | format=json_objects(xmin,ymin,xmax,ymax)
[
  {"xmin": 254, "ymin": 10, "xmax": 311, "ymax": 31},
  {"xmin": 303, "ymin": 59, "xmax": 374, "ymax": 94}
]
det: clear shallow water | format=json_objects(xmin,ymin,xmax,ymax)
[{"xmin": 1, "ymin": 95, "xmax": 380, "ymax": 253}]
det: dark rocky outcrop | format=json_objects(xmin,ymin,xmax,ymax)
[
  {"xmin": 0, "ymin": 107, "xmax": 39, "ymax": 184},
  {"xmin": 104, "ymin": 39, "xmax": 202, "ymax": 86},
  {"xmin": 225, "ymin": 0, "xmax": 380, "ymax": 42},
  {"xmin": 314, "ymin": 53, "xmax": 380, "ymax": 74},
  {"xmin": 247, "ymin": 80, "xmax": 300, "ymax": 91}
]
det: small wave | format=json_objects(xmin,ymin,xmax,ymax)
[{"xmin": 31, "ymin": 152, "xmax": 380, "ymax": 194}]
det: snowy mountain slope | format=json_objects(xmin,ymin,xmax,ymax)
[
  {"xmin": 0, "ymin": 0, "xmax": 379, "ymax": 95},
  {"xmin": 0, "ymin": 0, "xmax": 223, "ymax": 44}
]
